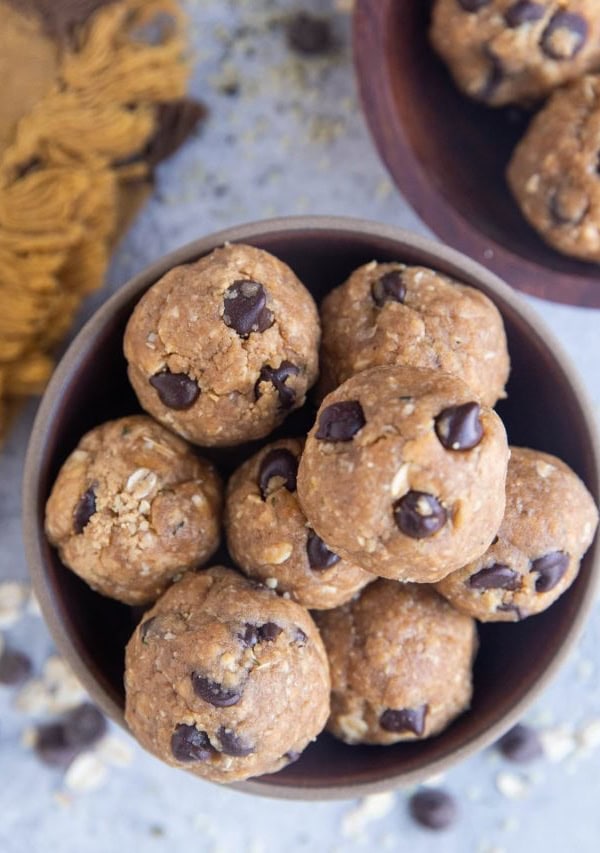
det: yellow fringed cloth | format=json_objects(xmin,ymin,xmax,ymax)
[{"xmin": 0, "ymin": 0, "xmax": 205, "ymax": 441}]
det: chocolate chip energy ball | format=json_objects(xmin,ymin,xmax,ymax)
[
  {"xmin": 318, "ymin": 261, "xmax": 509, "ymax": 406},
  {"xmin": 225, "ymin": 439, "xmax": 373, "ymax": 610},
  {"xmin": 45, "ymin": 416, "xmax": 223, "ymax": 605},
  {"xmin": 298, "ymin": 366, "xmax": 509, "ymax": 583},
  {"xmin": 430, "ymin": 0, "xmax": 600, "ymax": 107},
  {"xmin": 507, "ymin": 75, "xmax": 600, "ymax": 261},
  {"xmin": 316, "ymin": 581, "xmax": 477, "ymax": 745},
  {"xmin": 436, "ymin": 447, "xmax": 598, "ymax": 621},
  {"xmin": 124, "ymin": 244, "xmax": 320, "ymax": 446},
  {"xmin": 125, "ymin": 567, "xmax": 330, "ymax": 783}
]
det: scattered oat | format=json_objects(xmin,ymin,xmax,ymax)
[
  {"xmin": 94, "ymin": 733, "xmax": 135, "ymax": 767},
  {"xmin": 576, "ymin": 718, "xmax": 600, "ymax": 753},
  {"xmin": 495, "ymin": 771, "xmax": 530, "ymax": 800},
  {"xmin": 341, "ymin": 792, "xmax": 396, "ymax": 838},
  {"xmin": 265, "ymin": 577, "xmax": 278, "ymax": 589},
  {"xmin": 0, "ymin": 582, "xmax": 29, "ymax": 628},
  {"xmin": 64, "ymin": 752, "xmax": 108, "ymax": 793},
  {"xmin": 539, "ymin": 725, "xmax": 576, "ymax": 763}
]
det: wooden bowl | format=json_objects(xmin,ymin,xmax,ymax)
[
  {"xmin": 23, "ymin": 216, "xmax": 600, "ymax": 799},
  {"xmin": 354, "ymin": 0, "xmax": 600, "ymax": 308}
]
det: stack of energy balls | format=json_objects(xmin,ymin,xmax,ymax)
[{"xmin": 45, "ymin": 244, "xmax": 598, "ymax": 783}]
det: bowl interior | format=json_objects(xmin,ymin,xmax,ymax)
[
  {"xmin": 354, "ymin": 0, "xmax": 600, "ymax": 307},
  {"xmin": 26, "ymin": 221, "xmax": 599, "ymax": 797}
]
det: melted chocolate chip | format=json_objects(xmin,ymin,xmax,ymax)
[
  {"xmin": 380, "ymin": 705, "xmax": 428, "ymax": 736},
  {"xmin": 457, "ymin": 0, "xmax": 491, "ymax": 10},
  {"xmin": 191, "ymin": 674, "xmax": 242, "ymax": 707},
  {"xmin": 73, "ymin": 486, "xmax": 97, "ymax": 534},
  {"xmin": 171, "ymin": 724, "xmax": 213, "ymax": 762},
  {"xmin": 469, "ymin": 564, "xmax": 521, "ymax": 591},
  {"xmin": 222, "ymin": 281, "xmax": 273, "ymax": 337},
  {"xmin": 255, "ymin": 362, "xmax": 300, "ymax": 409},
  {"xmin": 497, "ymin": 723, "xmax": 543, "ymax": 763},
  {"xmin": 315, "ymin": 400, "xmax": 366, "ymax": 442},
  {"xmin": 435, "ymin": 402, "xmax": 483, "ymax": 451},
  {"xmin": 505, "ymin": 1, "xmax": 545, "ymax": 27},
  {"xmin": 287, "ymin": 12, "xmax": 333, "ymax": 55},
  {"xmin": 149, "ymin": 370, "xmax": 200, "ymax": 410},
  {"xmin": 63, "ymin": 703, "xmax": 107, "ymax": 748},
  {"xmin": 393, "ymin": 492, "xmax": 447, "ymax": 539},
  {"xmin": 530, "ymin": 551, "xmax": 569, "ymax": 592},
  {"xmin": 258, "ymin": 448, "xmax": 298, "ymax": 499},
  {"xmin": 541, "ymin": 12, "xmax": 588, "ymax": 60},
  {"xmin": 239, "ymin": 622, "xmax": 283, "ymax": 647},
  {"xmin": 139, "ymin": 616, "xmax": 158, "ymax": 644},
  {"xmin": 0, "ymin": 649, "xmax": 32, "ymax": 686},
  {"xmin": 409, "ymin": 789, "xmax": 458, "ymax": 831},
  {"xmin": 218, "ymin": 727, "xmax": 255, "ymax": 757},
  {"xmin": 372, "ymin": 270, "xmax": 406, "ymax": 307},
  {"xmin": 306, "ymin": 529, "xmax": 340, "ymax": 571}
]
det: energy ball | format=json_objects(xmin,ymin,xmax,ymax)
[
  {"xmin": 123, "ymin": 244, "xmax": 320, "ymax": 446},
  {"xmin": 297, "ymin": 365, "xmax": 509, "ymax": 583},
  {"xmin": 436, "ymin": 447, "xmax": 598, "ymax": 621},
  {"xmin": 45, "ymin": 416, "xmax": 223, "ymax": 605},
  {"xmin": 225, "ymin": 438, "xmax": 373, "ymax": 610},
  {"xmin": 125, "ymin": 567, "xmax": 330, "ymax": 783},
  {"xmin": 316, "ymin": 581, "xmax": 477, "ymax": 745},
  {"xmin": 430, "ymin": 0, "xmax": 600, "ymax": 107},
  {"xmin": 318, "ymin": 261, "xmax": 509, "ymax": 406}
]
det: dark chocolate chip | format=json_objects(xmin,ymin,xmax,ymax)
[
  {"xmin": 285, "ymin": 750, "xmax": 301, "ymax": 763},
  {"xmin": 240, "ymin": 623, "xmax": 259, "ymax": 647},
  {"xmin": 541, "ymin": 12, "xmax": 588, "ymax": 59},
  {"xmin": 479, "ymin": 52, "xmax": 504, "ymax": 101},
  {"xmin": 497, "ymin": 723, "xmax": 543, "ymax": 763},
  {"xmin": 372, "ymin": 271, "xmax": 406, "ymax": 307},
  {"xmin": 191, "ymin": 674, "xmax": 242, "ymax": 707},
  {"xmin": 468, "ymin": 564, "xmax": 521, "ymax": 591},
  {"xmin": 505, "ymin": 1, "xmax": 545, "ymax": 27},
  {"xmin": 170, "ymin": 724, "xmax": 213, "ymax": 762},
  {"xmin": 149, "ymin": 370, "xmax": 200, "ymax": 410},
  {"xmin": 315, "ymin": 400, "xmax": 366, "ymax": 442},
  {"xmin": 34, "ymin": 723, "xmax": 79, "ymax": 768},
  {"xmin": 63, "ymin": 703, "xmax": 107, "ymax": 748},
  {"xmin": 222, "ymin": 280, "xmax": 273, "ymax": 337},
  {"xmin": 457, "ymin": 0, "xmax": 491, "ymax": 10},
  {"xmin": 255, "ymin": 361, "xmax": 300, "ymax": 410},
  {"xmin": 217, "ymin": 726, "xmax": 255, "ymax": 757},
  {"xmin": 287, "ymin": 12, "xmax": 333, "ymax": 55},
  {"xmin": 497, "ymin": 603, "xmax": 525, "ymax": 620},
  {"xmin": 530, "ymin": 551, "xmax": 569, "ymax": 592},
  {"xmin": 239, "ymin": 622, "xmax": 282, "ymax": 647},
  {"xmin": 380, "ymin": 705, "xmax": 428, "ymax": 736},
  {"xmin": 306, "ymin": 529, "xmax": 340, "ymax": 571},
  {"xmin": 293, "ymin": 627, "xmax": 308, "ymax": 646},
  {"xmin": 0, "ymin": 649, "xmax": 32, "ymax": 686},
  {"xmin": 409, "ymin": 789, "xmax": 458, "ymax": 831},
  {"xmin": 258, "ymin": 448, "xmax": 298, "ymax": 499},
  {"xmin": 140, "ymin": 616, "xmax": 158, "ymax": 643},
  {"xmin": 73, "ymin": 486, "xmax": 96, "ymax": 534},
  {"xmin": 393, "ymin": 492, "xmax": 447, "ymax": 539},
  {"xmin": 435, "ymin": 402, "xmax": 483, "ymax": 451}
]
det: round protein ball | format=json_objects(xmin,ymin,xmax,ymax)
[
  {"xmin": 297, "ymin": 365, "xmax": 509, "ymax": 583},
  {"xmin": 123, "ymin": 244, "xmax": 320, "ymax": 446},
  {"xmin": 125, "ymin": 567, "xmax": 331, "ymax": 783},
  {"xmin": 316, "ymin": 581, "xmax": 477, "ymax": 745},
  {"xmin": 318, "ymin": 261, "xmax": 509, "ymax": 406},
  {"xmin": 507, "ymin": 75, "xmax": 600, "ymax": 262},
  {"xmin": 436, "ymin": 447, "xmax": 598, "ymax": 622},
  {"xmin": 430, "ymin": 0, "xmax": 600, "ymax": 107},
  {"xmin": 225, "ymin": 438, "xmax": 373, "ymax": 610},
  {"xmin": 45, "ymin": 416, "xmax": 223, "ymax": 605}
]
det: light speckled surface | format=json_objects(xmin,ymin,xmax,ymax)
[{"xmin": 2, "ymin": 1, "xmax": 600, "ymax": 851}]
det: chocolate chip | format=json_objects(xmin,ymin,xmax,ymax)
[
  {"xmin": 170, "ymin": 724, "xmax": 213, "ymax": 762},
  {"xmin": 409, "ymin": 789, "xmax": 458, "ymax": 831},
  {"xmin": 239, "ymin": 622, "xmax": 282, "ymax": 647},
  {"xmin": 191, "ymin": 674, "xmax": 242, "ymax": 707},
  {"xmin": 479, "ymin": 52, "xmax": 504, "ymax": 101},
  {"xmin": 258, "ymin": 448, "xmax": 298, "ymax": 499},
  {"xmin": 73, "ymin": 486, "xmax": 96, "ymax": 534},
  {"xmin": 393, "ymin": 492, "xmax": 447, "ymax": 539},
  {"xmin": 63, "ymin": 703, "xmax": 107, "ymax": 748},
  {"xmin": 287, "ymin": 12, "xmax": 333, "ymax": 55},
  {"xmin": 541, "ymin": 12, "xmax": 588, "ymax": 60},
  {"xmin": 315, "ymin": 401, "xmax": 366, "ymax": 442},
  {"xmin": 497, "ymin": 723, "xmax": 543, "ymax": 763},
  {"xmin": 306, "ymin": 529, "xmax": 340, "ymax": 571},
  {"xmin": 285, "ymin": 750, "xmax": 301, "ymax": 763},
  {"xmin": 497, "ymin": 603, "xmax": 525, "ymax": 619},
  {"xmin": 469, "ymin": 564, "xmax": 521, "ymax": 591},
  {"xmin": 217, "ymin": 727, "xmax": 255, "ymax": 757},
  {"xmin": 140, "ymin": 616, "xmax": 158, "ymax": 643},
  {"xmin": 255, "ymin": 362, "xmax": 300, "ymax": 409},
  {"xmin": 240, "ymin": 623, "xmax": 259, "ymax": 647},
  {"xmin": 380, "ymin": 705, "xmax": 428, "ymax": 736},
  {"xmin": 222, "ymin": 280, "xmax": 273, "ymax": 337},
  {"xmin": 530, "ymin": 551, "xmax": 569, "ymax": 592},
  {"xmin": 435, "ymin": 402, "xmax": 483, "ymax": 451},
  {"xmin": 372, "ymin": 271, "xmax": 406, "ymax": 307},
  {"xmin": 34, "ymin": 723, "xmax": 79, "ymax": 768},
  {"xmin": 0, "ymin": 649, "xmax": 32, "ymax": 686},
  {"xmin": 457, "ymin": 0, "xmax": 491, "ymax": 10},
  {"xmin": 293, "ymin": 627, "xmax": 308, "ymax": 646},
  {"xmin": 505, "ymin": 1, "xmax": 545, "ymax": 27},
  {"xmin": 149, "ymin": 370, "xmax": 200, "ymax": 410}
]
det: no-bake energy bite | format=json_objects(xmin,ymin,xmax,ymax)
[
  {"xmin": 125, "ymin": 567, "xmax": 330, "ymax": 783},
  {"xmin": 436, "ymin": 446, "xmax": 599, "ymax": 621},
  {"xmin": 430, "ymin": 0, "xmax": 600, "ymax": 107},
  {"xmin": 45, "ymin": 416, "xmax": 223, "ymax": 605},
  {"xmin": 298, "ymin": 365, "xmax": 509, "ymax": 583},
  {"xmin": 318, "ymin": 261, "xmax": 509, "ymax": 406},
  {"xmin": 316, "ymin": 581, "xmax": 477, "ymax": 745},
  {"xmin": 123, "ymin": 243, "xmax": 320, "ymax": 446},
  {"xmin": 225, "ymin": 438, "xmax": 373, "ymax": 609}
]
